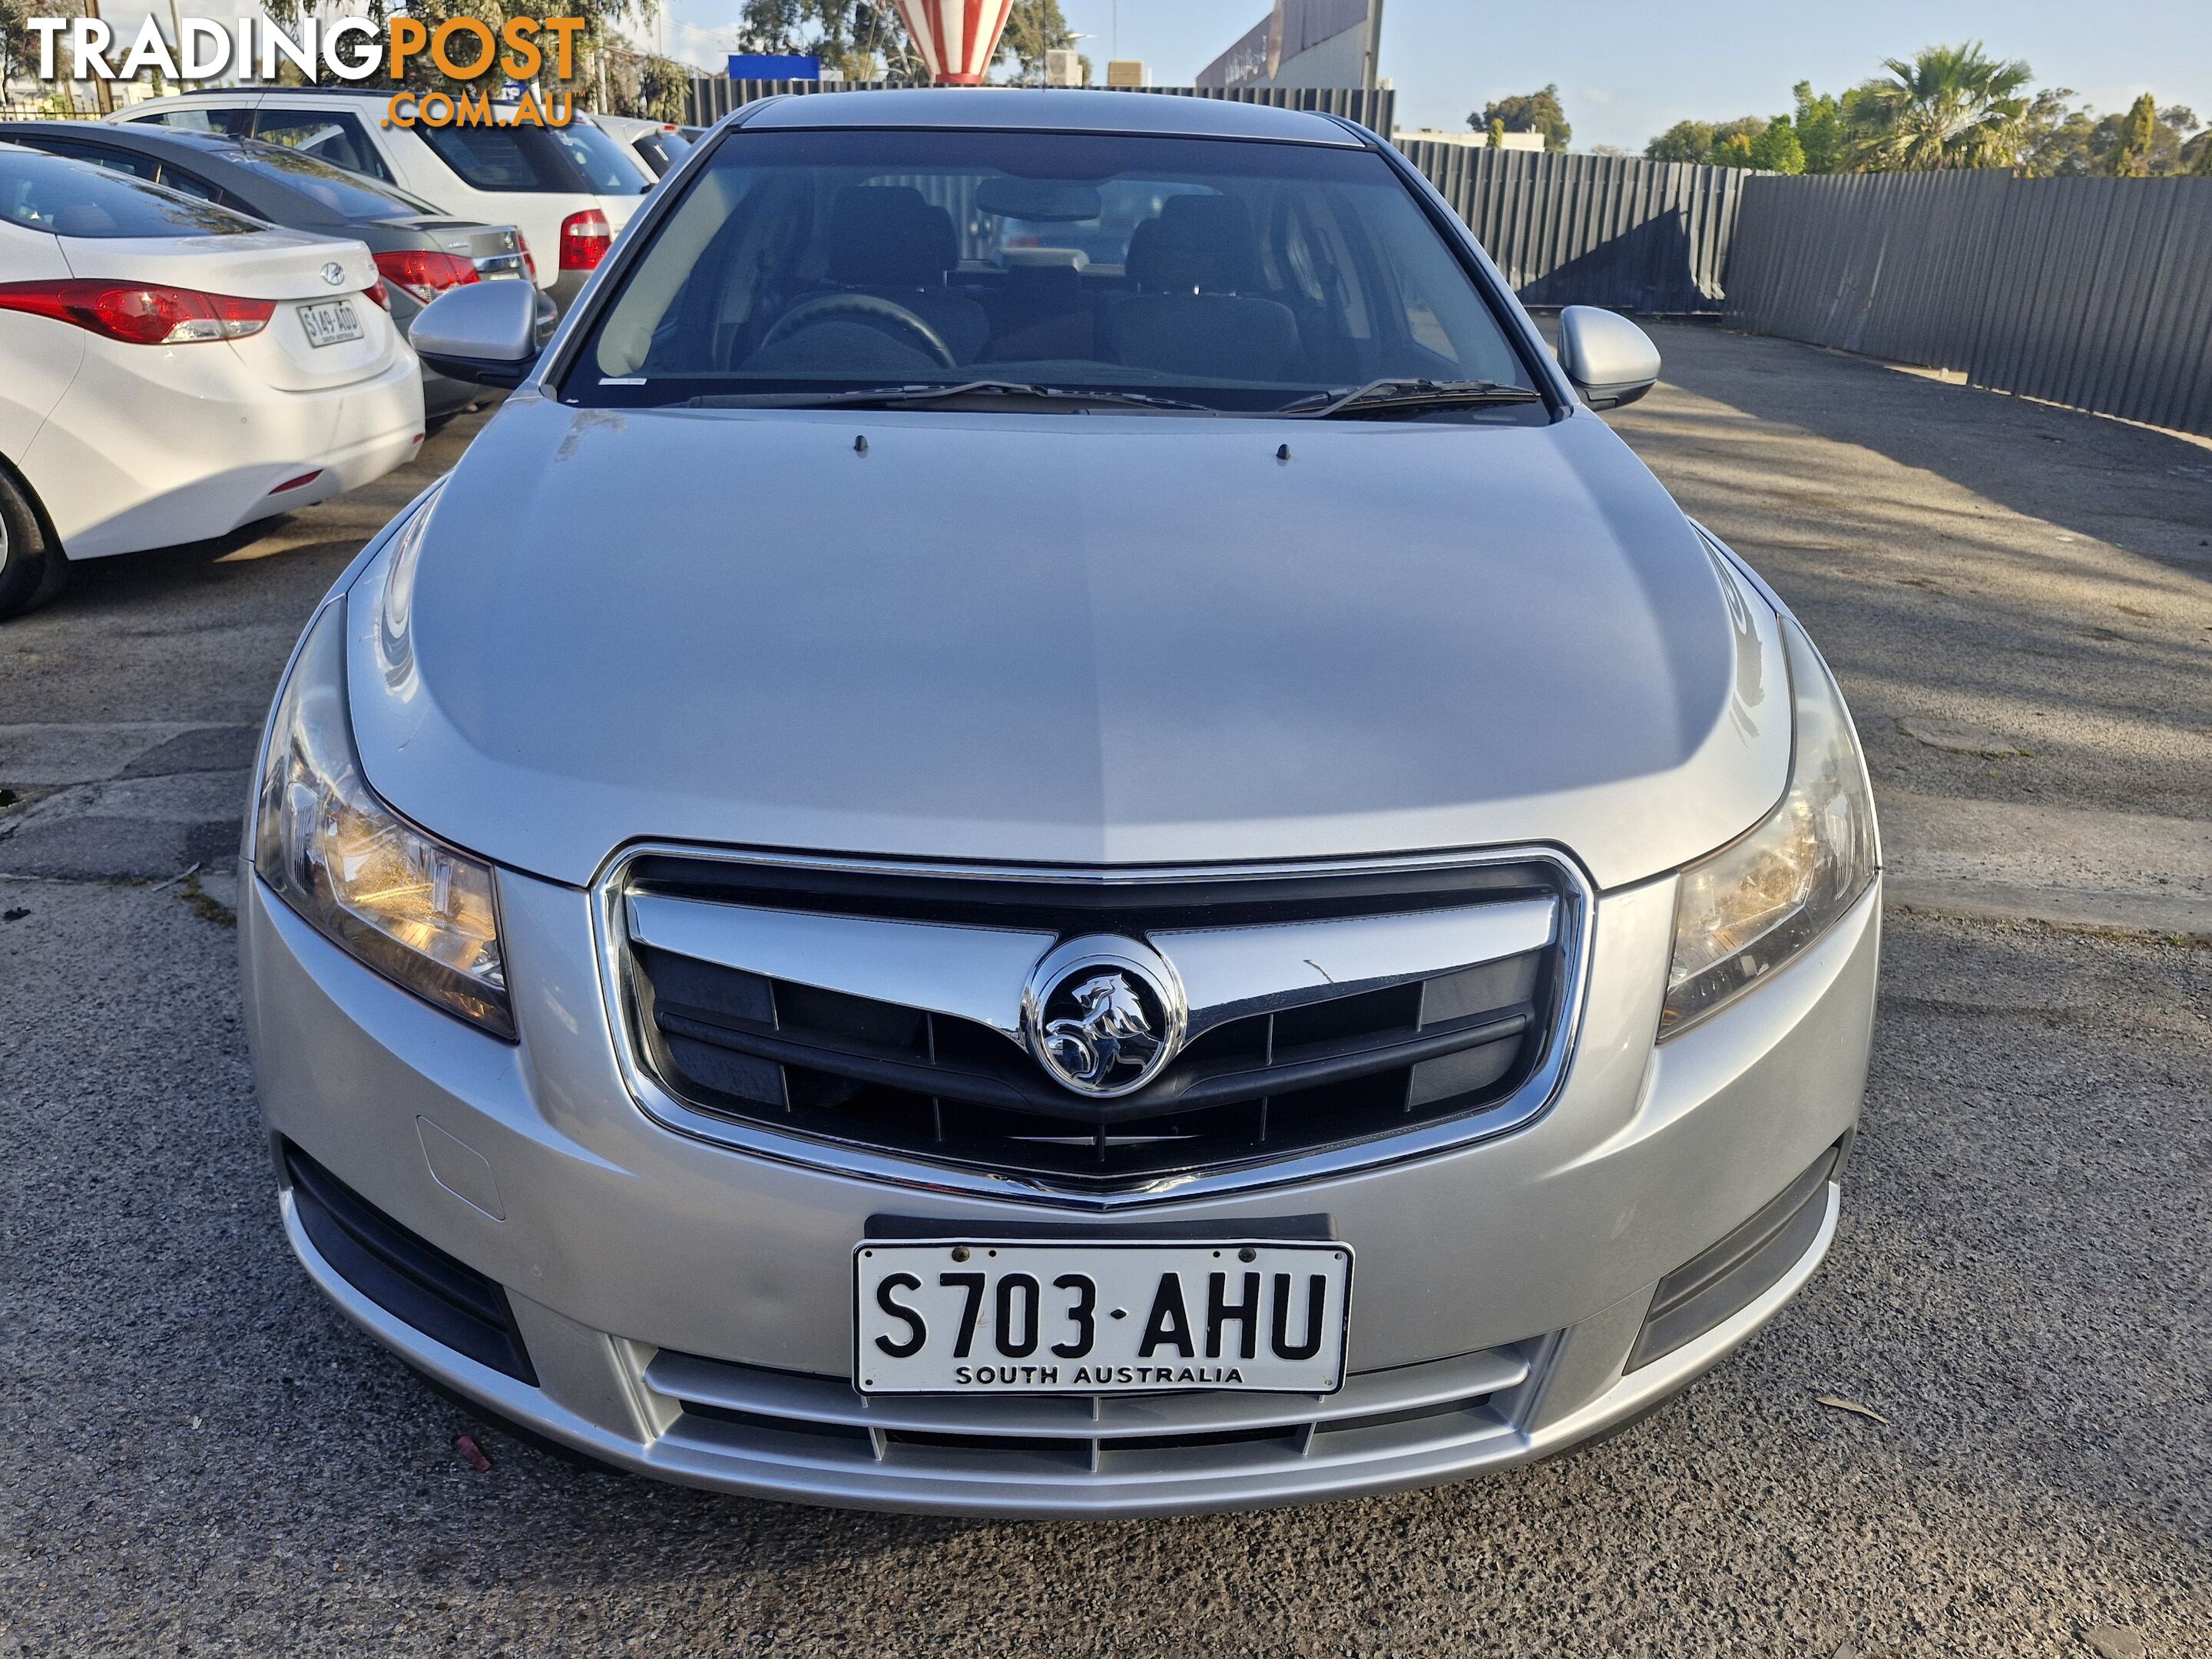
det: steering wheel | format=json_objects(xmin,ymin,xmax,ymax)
[{"xmin": 758, "ymin": 293, "xmax": 957, "ymax": 369}]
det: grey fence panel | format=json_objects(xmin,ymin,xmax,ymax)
[
  {"xmin": 1726, "ymin": 171, "xmax": 2212, "ymax": 437},
  {"xmin": 1396, "ymin": 144, "xmax": 1749, "ymax": 313}
]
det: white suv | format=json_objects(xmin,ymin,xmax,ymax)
[{"xmin": 111, "ymin": 89, "xmax": 650, "ymax": 311}]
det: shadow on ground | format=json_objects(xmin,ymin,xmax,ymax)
[{"xmin": 1603, "ymin": 323, "xmax": 2212, "ymax": 825}]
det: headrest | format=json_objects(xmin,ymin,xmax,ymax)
[
  {"xmin": 1124, "ymin": 194, "xmax": 1258, "ymax": 293},
  {"xmin": 824, "ymin": 185, "xmax": 957, "ymax": 289}
]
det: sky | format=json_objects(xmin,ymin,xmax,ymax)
[{"xmin": 653, "ymin": 0, "xmax": 2212, "ymax": 151}]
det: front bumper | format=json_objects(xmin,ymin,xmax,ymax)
[{"xmin": 241, "ymin": 863, "xmax": 1879, "ymax": 1517}]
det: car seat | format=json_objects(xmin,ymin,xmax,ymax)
[
  {"xmin": 1103, "ymin": 194, "xmax": 1300, "ymax": 380},
  {"xmin": 818, "ymin": 184, "xmax": 989, "ymax": 364}
]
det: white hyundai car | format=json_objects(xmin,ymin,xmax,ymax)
[{"xmin": 0, "ymin": 143, "xmax": 422, "ymax": 615}]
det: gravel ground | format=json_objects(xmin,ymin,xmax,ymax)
[
  {"xmin": 2, "ymin": 338, "xmax": 2209, "ymax": 1656},
  {"xmin": 2, "ymin": 889, "xmax": 2204, "ymax": 1657}
]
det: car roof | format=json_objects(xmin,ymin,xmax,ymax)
[{"xmin": 737, "ymin": 88, "xmax": 1368, "ymax": 146}]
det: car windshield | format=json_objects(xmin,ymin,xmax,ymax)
[
  {"xmin": 566, "ymin": 127, "xmax": 1544, "ymax": 416},
  {"xmin": 0, "ymin": 147, "xmax": 259, "ymax": 238},
  {"xmin": 223, "ymin": 140, "xmax": 439, "ymax": 222}
]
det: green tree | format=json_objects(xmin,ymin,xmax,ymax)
[
  {"xmin": 1647, "ymin": 114, "xmax": 1803, "ymax": 171},
  {"xmin": 635, "ymin": 52, "xmax": 688, "ymax": 119},
  {"xmin": 0, "ymin": 0, "xmax": 31, "ymax": 91},
  {"xmin": 2025, "ymin": 90, "xmax": 2203, "ymax": 176},
  {"xmin": 2190, "ymin": 131, "xmax": 2212, "ymax": 175},
  {"xmin": 1790, "ymin": 81, "xmax": 1850, "ymax": 172},
  {"xmin": 1707, "ymin": 114, "xmax": 1765, "ymax": 165},
  {"xmin": 998, "ymin": 0, "xmax": 1076, "ymax": 83},
  {"xmin": 1644, "ymin": 120, "xmax": 1715, "ymax": 163},
  {"xmin": 1487, "ymin": 117, "xmax": 1505, "ymax": 148},
  {"xmin": 735, "ymin": 0, "xmax": 803, "ymax": 51},
  {"xmin": 738, "ymin": 0, "xmax": 916, "ymax": 81},
  {"xmin": 1853, "ymin": 41, "xmax": 2035, "ymax": 171},
  {"xmin": 1472, "ymin": 84, "xmax": 1570, "ymax": 151},
  {"xmin": 1749, "ymin": 115, "xmax": 1806, "ymax": 173},
  {"xmin": 2111, "ymin": 91, "xmax": 2157, "ymax": 175}
]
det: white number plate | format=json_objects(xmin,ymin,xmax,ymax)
[
  {"xmin": 854, "ymin": 1240, "xmax": 1353, "ymax": 1396},
  {"xmin": 297, "ymin": 298, "xmax": 363, "ymax": 348}
]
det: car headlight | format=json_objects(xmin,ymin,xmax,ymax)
[
  {"xmin": 1661, "ymin": 617, "xmax": 1878, "ymax": 1038},
  {"xmin": 253, "ymin": 597, "xmax": 513, "ymax": 1038}
]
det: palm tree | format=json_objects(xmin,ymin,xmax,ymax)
[{"xmin": 1853, "ymin": 41, "xmax": 2036, "ymax": 171}]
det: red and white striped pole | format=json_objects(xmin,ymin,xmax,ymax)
[{"xmin": 892, "ymin": 0, "xmax": 1018, "ymax": 85}]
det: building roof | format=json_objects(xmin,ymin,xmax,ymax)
[{"xmin": 738, "ymin": 88, "xmax": 1366, "ymax": 145}]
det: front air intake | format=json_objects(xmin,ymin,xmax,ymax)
[{"xmin": 284, "ymin": 1142, "xmax": 537, "ymax": 1386}]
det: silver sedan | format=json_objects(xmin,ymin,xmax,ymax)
[{"xmin": 240, "ymin": 88, "xmax": 1879, "ymax": 1516}]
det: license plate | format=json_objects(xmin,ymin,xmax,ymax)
[
  {"xmin": 854, "ymin": 1240, "xmax": 1353, "ymax": 1396},
  {"xmin": 297, "ymin": 298, "xmax": 362, "ymax": 348}
]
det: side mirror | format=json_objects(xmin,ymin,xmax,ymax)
[
  {"xmin": 409, "ymin": 280, "xmax": 543, "ymax": 389},
  {"xmin": 1556, "ymin": 306, "xmax": 1661, "ymax": 410}
]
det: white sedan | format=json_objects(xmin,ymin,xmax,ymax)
[{"xmin": 0, "ymin": 141, "xmax": 423, "ymax": 616}]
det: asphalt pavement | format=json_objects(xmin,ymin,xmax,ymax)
[{"xmin": 2, "ymin": 336, "xmax": 2207, "ymax": 1656}]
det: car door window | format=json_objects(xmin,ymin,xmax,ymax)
[
  {"xmin": 251, "ymin": 108, "xmax": 392, "ymax": 182},
  {"xmin": 129, "ymin": 104, "xmax": 253, "ymax": 137},
  {"xmin": 20, "ymin": 138, "xmax": 162, "ymax": 182},
  {"xmin": 151, "ymin": 164, "xmax": 261, "ymax": 219},
  {"xmin": 0, "ymin": 150, "xmax": 258, "ymax": 237}
]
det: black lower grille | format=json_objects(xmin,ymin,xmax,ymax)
[
  {"xmin": 1627, "ymin": 1144, "xmax": 1839, "ymax": 1370},
  {"xmin": 284, "ymin": 1142, "xmax": 537, "ymax": 1385},
  {"xmin": 623, "ymin": 861, "xmax": 1570, "ymax": 1191}
]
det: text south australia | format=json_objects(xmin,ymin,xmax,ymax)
[{"xmin": 23, "ymin": 12, "xmax": 590, "ymax": 128}]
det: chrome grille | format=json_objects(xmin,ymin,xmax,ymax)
[
  {"xmin": 604, "ymin": 850, "xmax": 1586, "ymax": 1200},
  {"xmin": 643, "ymin": 1340, "xmax": 1546, "ymax": 1484}
]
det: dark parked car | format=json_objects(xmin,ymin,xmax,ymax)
[{"xmin": 0, "ymin": 121, "xmax": 541, "ymax": 419}]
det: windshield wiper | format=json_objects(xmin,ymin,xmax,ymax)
[
  {"xmin": 684, "ymin": 380, "xmax": 1218, "ymax": 413},
  {"xmin": 1275, "ymin": 379, "xmax": 1545, "ymax": 419}
]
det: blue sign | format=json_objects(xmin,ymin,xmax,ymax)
[{"xmin": 728, "ymin": 53, "xmax": 821, "ymax": 80}]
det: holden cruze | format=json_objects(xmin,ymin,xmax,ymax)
[{"xmin": 241, "ymin": 89, "xmax": 1879, "ymax": 1516}]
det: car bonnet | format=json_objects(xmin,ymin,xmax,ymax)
[{"xmin": 346, "ymin": 395, "xmax": 1790, "ymax": 891}]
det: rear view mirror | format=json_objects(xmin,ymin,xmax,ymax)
[
  {"xmin": 1556, "ymin": 306, "xmax": 1661, "ymax": 410},
  {"xmin": 975, "ymin": 177, "xmax": 1104, "ymax": 222},
  {"xmin": 409, "ymin": 280, "xmax": 542, "ymax": 389}
]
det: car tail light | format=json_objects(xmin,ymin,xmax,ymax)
[
  {"xmin": 517, "ymin": 237, "xmax": 537, "ymax": 282},
  {"xmin": 373, "ymin": 250, "xmax": 478, "ymax": 305},
  {"xmin": 363, "ymin": 277, "xmax": 391, "ymax": 311},
  {"xmin": 558, "ymin": 210, "xmax": 610, "ymax": 273},
  {"xmin": 0, "ymin": 279, "xmax": 275, "ymax": 344},
  {"xmin": 269, "ymin": 470, "xmax": 323, "ymax": 494}
]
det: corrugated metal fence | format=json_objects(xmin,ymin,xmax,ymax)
[
  {"xmin": 684, "ymin": 77, "xmax": 1392, "ymax": 134},
  {"xmin": 1397, "ymin": 144, "xmax": 1750, "ymax": 313},
  {"xmin": 1724, "ymin": 171, "xmax": 2212, "ymax": 436}
]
